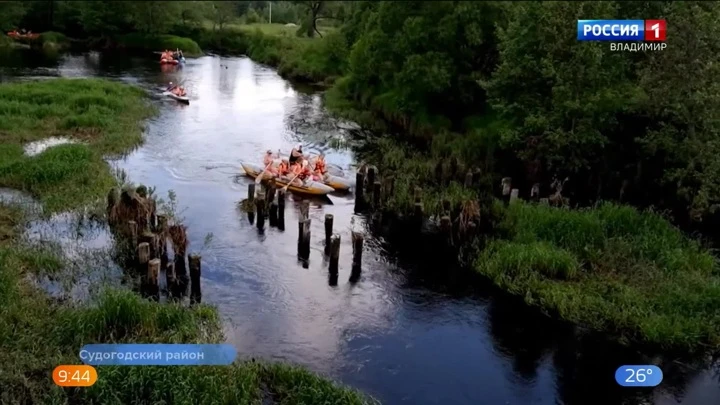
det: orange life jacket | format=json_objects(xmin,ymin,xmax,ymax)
[
  {"xmin": 278, "ymin": 162, "xmax": 289, "ymax": 175},
  {"xmin": 314, "ymin": 158, "xmax": 326, "ymax": 174}
]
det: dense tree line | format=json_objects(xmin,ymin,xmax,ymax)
[
  {"xmin": 4, "ymin": 1, "xmax": 720, "ymax": 221},
  {"xmin": 334, "ymin": 1, "xmax": 720, "ymax": 222}
]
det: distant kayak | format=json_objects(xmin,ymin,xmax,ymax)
[{"xmin": 163, "ymin": 91, "xmax": 189, "ymax": 104}]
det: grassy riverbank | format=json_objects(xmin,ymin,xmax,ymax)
[
  {"xmin": 0, "ymin": 78, "xmax": 372, "ymax": 404},
  {"xmin": 477, "ymin": 202, "xmax": 720, "ymax": 351}
]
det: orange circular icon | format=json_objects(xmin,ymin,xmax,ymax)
[{"xmin": 53, "ymin": 365, "xmax": 97, "ymax": 387}]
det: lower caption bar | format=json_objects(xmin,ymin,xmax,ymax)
[{"xmin": 79, "ymin": 344, "xmax": 237, "ymax": 366}]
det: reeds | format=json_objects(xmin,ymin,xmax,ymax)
[{"xmin": 475, "ymin": 201, "xmax": 720, "ymax": 350}]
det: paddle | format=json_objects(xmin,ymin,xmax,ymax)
[
  {"xmin": 282, "ymin": 172, "xmax": 301, "ymax": 191},
  {"xmin": 256, "ymin": 162, "xmax": 272, "ymax": 185}
]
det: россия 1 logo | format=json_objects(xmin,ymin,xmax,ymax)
[{"xmin": 577, "ymin": 19, "xmax": 667, "ymax": 52}]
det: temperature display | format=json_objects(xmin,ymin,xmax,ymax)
[{"xmin": 615, "ymin": 365, "xmax": 663, "ymax": 387}]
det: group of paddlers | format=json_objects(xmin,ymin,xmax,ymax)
[
  {"xmin": 262, "ymin": 144, "xmax": 328, "ymax": 185},
  {"xmin": 160, "ymin": 49, "xmax": 183, "ymax": 61}
]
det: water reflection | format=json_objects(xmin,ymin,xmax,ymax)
[{"xmin": 0, "ymin": 49, "xmax": 718, "ymax": 405}]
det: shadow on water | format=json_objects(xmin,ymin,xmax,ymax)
[{"xmin": 1, "ymin": 48, "xmax": 719, "ymax": 405}]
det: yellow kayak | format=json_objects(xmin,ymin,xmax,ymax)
[{"xmin": 241, "ymin": 163, "xmax": 335, "ymax": 196}]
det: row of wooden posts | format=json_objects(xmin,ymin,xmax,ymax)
[
  {"xmin": 247, "ymin": 181, "xmax": 364, "ymax": 275},
  {"xmin": 126, "ymin": 215, "xmax": 203, "ymax": 304}
]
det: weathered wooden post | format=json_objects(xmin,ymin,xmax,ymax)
[
  {"xmin": 165, "ymin": 262, "xmax": 175, "ymax": 299},
  {"xmin": 531, "ymin": 183, "xmax": 540, "ymax": 202},
  {"xmin": 366, "ymin": 166, "xmax": 376, "ymax": 193},
  {"xmin": 149, "ymin": 198, "xmax": 158, "ymax": 232},
  {"xmin": 265, "ymin": 180, "xmax": 276, "ymax": 205},
  {"xmin": 277, "ymin": 189, "xmax": 285, "ymax": 231},
  {"xmin": 540, "ymin": 198, "xmax": 549, "ymax": 206},
  {"xmin": 300, "ymin": 200, "xmax": 310, "ymax": 221},
  {"xmin": 174, "ymin": 254, "xmax": 189, "ymax": 298},
  {"xmin": 256, "ymin": 194, "xmax": 266, "ymax": 230},
  {"xmin": 414, "ymin": 186, "xmax": 423, "ymax": 203},
  {"xmin": 297, "ymin": 216, "xmax": 311, "ymax": 260},
  {"xmin": 351, "ymin": 232, "xmax": 364, "ymax": 273},
  {"xmin": 355, "ymin": 171, "xmax": 365, "ymax": 210},
  {"xmin": 324, "ymin": 214, "xmax": 333, "ymax": 254},
  {"xmin": 128, "ymin": 220, "xmax": 138, "ymax": 250},
  {"xmin": 189, "ymin": 254, "xmax": 202, "ymax": 305},
  {"xmin": 372, "ymin": 181, "xmax": 381, "ymax": 208},
  {"xmin": 329, "ymin": 234, "xmax": 340, "ymax": 273},
  {"xmin": 269, "ymin": 197, "xmax": 279, "ymax": 227},
  {"xmin": 140, "ymin": 232, "xmax": 157, "ymax": 260},
  {"xmin": 414, "ymin": 202, "xmax": 424, "ymax": 232},
  {"xmin": 464, "ymin": 171, "xmax": 473, "ymax": 188},
  {"xmin": 510, "ymin": 188, "xmax": 519, "ymax": 204},
  {"xmin": 502, "ymin": 177, "xmax": 512, "ymax": 206},
  {"xmin": 248, "ymin": 183, "xmax": 256, "ymax": 203},
  {"xmin": 137, "ymin": 242, "xmax": 150, "ymax": 274},
  {"xmin": 147, "ymin": 258, "xmax": 160, "ymax": 301},
  {"xmin": 440, "ymin": 216, "xmax": 453, "ymax": 246}
]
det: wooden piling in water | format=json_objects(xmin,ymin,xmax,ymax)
[
  {"xmin": 324, "ymin": 214, "xmax": 333, "ymax": 254},
  {"xmin": 440, "ymin": 216, "xmax": 453, "ymax": 247},
  {"xmin": 298, "ymin": 218, "xmax": 311, "ymax": 260},
  {"xmin": 165, "ymin": 262, "xmax": 175, "ymax": 298},
  {"xmin": 189, "ymin": 254, "xmax": 202, "ymax": 305},
  {"xmin": 502, "ymin": 177, "xmax": 512, "ymax": 205},
  {"xmin": 414, "ymin": 202, "xmax": 424, "ymax": 232},
  {"xmin": 414, "ymin": 187, "xmax": 422, "ymax": 203},
  {"xmin": 149, "ymin": 199, "xmax": 157, "ymax": 232},
  {"xmin": 372, "ymin": 181, "xmax": 381, "ymax": 208},
  {"xmin": 510, "ymin": 188, "xmax": 519, "ymax": 204},
  {"xmin": 256, "ymin": 195, "xmax": 266, "ymax": 230},
  {"xmin": 531, "ymin": 183, "xmax": 540, "ymax": 202},
  {"xmin": 147, "ymin": 258, "xmax": 160, "ymax": 301},
  {"xmin": 128, "ymin": 220, "xmax": 138, "ymax": 251},
  {"xmin": 382, "ymin": 176, "xmax": 394, "ymax": 200},
  {"xmin": 351, "ymin": 232, "xmax": 364, "ymax": 273},
  {"xmin": 355, "ymin": 172, "xmax": 365, "ymax": 209},
  {"xmin": 269, "ymin": 199, "xmax": 278, "ymax": 227},
  {"xmin": 248, "ymin": 183, "xmax": 256, "ymax": 203},
  {"xmin": 464, "ymin": 171, "xmax": 473, "ymax": 188},
  {"xmin": 366, "ymin": 167, "xmax": 376, "ymax": 193},
  {"xmin": 277, "ymin": 189, "xmax": 285, "ymax": 230},
  {"xmin": 300, "ymin": 200, "xmax": 310, "ymax": 221},
  {"xmin": 174, "ymin": 254, "xmax": 189, "ymax": 297},
  {"xmin": 329, "ymin": 234, "xmax": 340, "ymax": 273},
  {"xmin": 137, "ymin": 242, "xmax": 150, "ymax": 274}
]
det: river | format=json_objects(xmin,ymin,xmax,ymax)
[{"xmin": 1, "ymin": 49, "xmax": 719, "ymax": 405}]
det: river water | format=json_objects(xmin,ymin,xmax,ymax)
[{"xmin": 1, "ymin": 49, "xmax": 719, "ymax": 405}]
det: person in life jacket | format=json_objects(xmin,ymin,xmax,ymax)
[
  {"xmin": 289, "ymin": 144, "xmax": 303, "ymax": 165},
  {"xmin": 313, "ymin": 154, "xmax": 327, "ymax": 179},
  {"xmin": 277, "ymin": 159, "xmax": 290, "ymax": 176},
  {"xmin": 173, "ymin": 86, "xmax": 186, "ymax": 97},
  {"xmin": 263, "ymin": 150, "xmax": 278, "ymax": 175}
]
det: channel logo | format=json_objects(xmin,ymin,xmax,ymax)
[{"xmin": 577, "ymin": 20, "xmax": 666, "ymax": 41}]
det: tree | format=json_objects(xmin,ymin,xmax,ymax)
[
  {"xmin": 293, "ymin": 1, "xmax": 325, "ymax": 37},
  {"xmin": 208, "ymin": 1, "xmax": 238, "ymax": 31},
  {"xmin": 638, "ymin": 1, "xmax": 720, "ymax": 219},
  {"xmin": 0, "ymin": 1, "xmax": 27, "ymax": 31}
]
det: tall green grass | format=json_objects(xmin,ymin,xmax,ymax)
[
  {"xmin": 475, "ymin": 201, "xmax": 720, "ymax": 350},
  {"xmin": 0, "ymin": 78, "xmax": 155, "ymax": 212},
  {"xmin": 116, "ymin": 33, "xmax": 202, "ymax": 57}
]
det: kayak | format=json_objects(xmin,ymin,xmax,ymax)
[
  {"xmin": 241, "ymin": 162, "xmax": 334, "ymax": 196},
  {"xmin": 163, "ymin": 91, "xmax": 189, "ymax": 104},
  {"xmin": 160, "ymin": 58, "xmax": 179, "ymax": 65}
]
